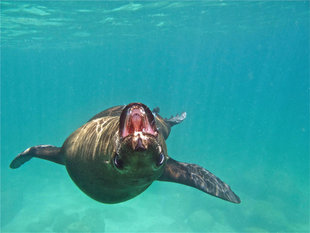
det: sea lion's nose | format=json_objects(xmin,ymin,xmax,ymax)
[{"xmin": 134, "ymin": 138, "xmax": 146, "ymax": 151}]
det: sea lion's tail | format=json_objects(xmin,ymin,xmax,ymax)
[{"xmin": 10, "ymin": 145, "xmax": 64, "ymax": 169}]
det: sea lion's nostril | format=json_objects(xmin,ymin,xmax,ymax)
[{"xmin": 135, "ymin": 138, "xmax": 146, "ymax": 151}]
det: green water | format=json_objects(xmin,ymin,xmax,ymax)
[{"xmin": 1, "ymin": 1, "xmax": 309, "ymax": 232}]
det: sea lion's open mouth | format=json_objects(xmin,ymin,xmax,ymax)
[{"xmin": 119, "ymin": 103, "xmax": 158, "ymax": 140}]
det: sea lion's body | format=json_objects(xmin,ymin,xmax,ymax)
[
  {"xmin": 10, "ymin": 103, "xmax": 241, "ymax": 204},
  {"xmin": 63, "ymin": 106, "xmax": 167, "ymax": 203}
]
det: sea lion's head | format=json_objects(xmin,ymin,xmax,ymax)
[{"xmin": 113, "ymin": 103, "xmax": 166, "ymax": 181}]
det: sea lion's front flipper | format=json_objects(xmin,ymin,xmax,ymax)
[
  {"xmin": 158, "ymin": 158, "xmax": 241, "ymax": 204},
  {"xmin": 10, "ymin": 145, "xmax": 64, "ymax": 169}
]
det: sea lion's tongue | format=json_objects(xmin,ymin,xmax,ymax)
[
  {"xmin": 131, "ymin": 111, "xmax": 143, "ymax": 132},
  {"xmin": 123, "ymin": 109, "xmax": 145, "ymax": 138}
]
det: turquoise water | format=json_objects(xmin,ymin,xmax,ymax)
[{"xmin": 1, "ymin": 1, "xmax": 309, "ymax": 232}]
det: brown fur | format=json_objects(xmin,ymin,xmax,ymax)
[{"xmin": 62, "ymin": 111, "xmax": 168, "ymax": 203}]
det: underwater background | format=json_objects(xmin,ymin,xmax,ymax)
[{"xmin": 1, "ymin": 1, "xmax": 309, "ymax": 232}]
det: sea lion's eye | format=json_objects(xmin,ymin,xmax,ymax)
[
  {"xmin": 156, "ymin": 153, "xmax": 165, "ymax": 167},
  {"xmin": 114, "ymin": 153, "xmax": 123, "ymax": 170}
]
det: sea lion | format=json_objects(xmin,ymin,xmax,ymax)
[{"xmin": 10, "ymin": 103, "xmax": 240, "ymax": 204}]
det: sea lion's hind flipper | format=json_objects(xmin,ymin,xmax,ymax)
[
  {"xmin": 152, "ymin": 107, "xmax": 186, "ymax": 127},
  {"xmin": 152, "ymin": 107, "xmax": 160, "ymax": 115},
  {"xmin": 158, "ymin": 158, "xmax": 241, "ymax": 204},
  {"xmin": 10, "ymin": 145, "xmax": 64, "ymax": 169},
  {"xmin": 165, "ymin": 112, "xmax": 187, "ymax": 127}
]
